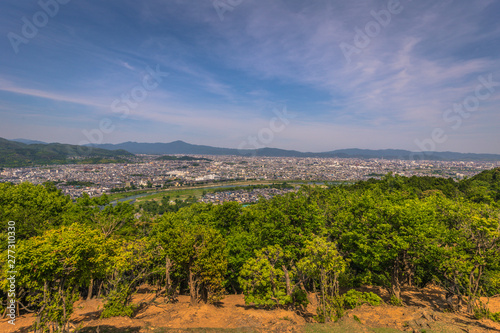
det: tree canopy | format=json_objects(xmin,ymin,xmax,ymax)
[{"xmin": 1, "ymin": 169, "xmax": 500, "ymax": 330}]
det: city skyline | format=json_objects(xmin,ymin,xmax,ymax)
[{"xmin": 1, "ymin": 0, "xmax": 500, "ymax": 154}]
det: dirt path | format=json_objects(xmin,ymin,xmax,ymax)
[{"xmin": 1, "ymin": 286, "xmax": 499, "ymax": 333}]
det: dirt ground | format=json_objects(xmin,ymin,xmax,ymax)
[{"xmin": 1, "ymin": 285, "xmax": 499, "ymax": 333}]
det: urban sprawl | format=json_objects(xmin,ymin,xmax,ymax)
[{"xmin": 1, "ymin": 155, "xmax": 498, "ymax": 202}]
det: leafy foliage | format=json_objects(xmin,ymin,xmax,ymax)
[
  {"xmin": 1, "ymin": 169, "xmax": 500, "ymax": 327},
  {"xmin": 100, "ymin": 283, "xmax": 136, "ymax": 318},
  {"xmin": 343, "ymin": 290, "xmax": 383, "ymax": 309},
  {"xmin": 151, "ymin": 209, "xmax": 228, "ymax": 305},
  {"xmin": 239, "ymin": 245, "xmax": 295, "ymax": 308},
  {"xmin": 100, "ymin": 239, "xmax": 152, "ymax": 318},
  {"xmin": 0, "ymin": 182, "xmax": 72, "ymax": 239},
  {"xmin": 297, "ymin": 236, "xmax": 346, "ymax": 322},
  {"xmin": 1, "ymin": 224, "xmax": 110, "ymax": 332}
]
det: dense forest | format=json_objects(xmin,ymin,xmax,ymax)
[{"xmin": 1, "ymin": 168, "xmax": 500, "ymax": 332}]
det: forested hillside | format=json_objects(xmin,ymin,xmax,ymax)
[
  {"xmin": 1, "ymin": 169, "xmax": 499, "ymax": 332},
  {"xmin": 0, "ymin": 138, "xmax": 133, "ymax": 167}
]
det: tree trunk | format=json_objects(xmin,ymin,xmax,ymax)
[
  {"xmin": 320, "ymin": 273, "xmax": 328, "ymax": 323},
  {"xmin": 166, "ymin": 256, "xmax": 173, "ymax": 300},
  {"xmin": 282, "ymin": 265, "xmax": 292, "ymax": 297},
  {"xmin": 404, "ymin": 255, "xmax": 413, "ymax": 287},
  {"xmin": 230, "ymin": 280, "xmax": 238, "ymax": 294},
  {"xmin": 466, "ymin": 265, "xmax": 483, "ymax": 314},
  {"xmin": 391, "ymin": 283, "xmax": 401, "ymax": 302},
  {"xmin": 1, "ymin": 305, "xmax": 7, "ymax": 319},
  {"xmin": 61, "ymin": 279, "xmax": 68, "ymax": 333},
  {"xmin": 200, "ymin": 284, "xmax": 208, "ymax": 304},
  {"xmin": 332, "ymin": 272, "xmax": 339, "ymax": 296},
  {"xmin": 87, "ymin": 278, "xmax": 94, "ymax": 300},
  {"xmin": 445, "ymin": 291, "xmax": 455, "ymax": 311},
  {"xmin": 35, "ymin": 280, "xmax": 49, "ymax": 332},
  {"xmin": 391, "ymin": 259, "xmax": 402, "ymax": 301},
  {"xmin": 406, "ymin": 265, "xmax": 413, "ymax": 287},
  {"xmin": 189, "ymin": 268, "xmax": 197, "ymax": 306},
  {"xmin": 97, "ymin": 280, "xmax": 104, "ymax": 298}
]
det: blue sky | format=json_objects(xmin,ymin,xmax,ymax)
[{"xmin": 1, "ymin": 0, "xmax": 500, "ymax": 153}]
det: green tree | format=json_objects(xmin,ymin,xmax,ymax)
[
  {"xmin": 0, "ymin": 182, "xmax": 71, "ymax": 239},
  {"xmin": 249, "ymin": 192, "xmax": 326, "ymax": 261},
  {"xmin": 100, "ymin": 238, "xmax": 153, "ymax": 318},
  {"xmin": 151, "ymin": 211, "xmax": 227, "ymax": 305},
  {"xmin": 1, "ymin": 224, "xmax": 109, "ymax": 332},
  {"xmin": 433, "ymin": 201, "xmax": 500, "ymax": 314},
  {"xmin": 90, "ymin": 202, "xmax": 135, "ymax": 238},
  {"xmin": 333, "ymin": 190, "xmax": 441, "ymax": 302},
  {"xmin": 297, "ymin": 236, "xmax": 346, "ymax": 322},
  {"xmin": 239, "ymin": 245, "xmax": 293, "ymax": 308}
]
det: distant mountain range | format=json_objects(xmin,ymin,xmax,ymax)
[
  {"xmin": 12, "ymin": 138, "xmax": 48, "ymax": 145},
  {"xmin": 7, "ymin": 138, "xmax": 500, "ymax": 163},
  {"xmin": 0, "ymin": 138, "xmax": 133, "ymax": 168},
  {"xmin": 88, "ymin": 140, "xmax": 500, "ymax": 161}
]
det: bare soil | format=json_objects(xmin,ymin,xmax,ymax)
[{"xmin": 2, "ymin": 285, "xmax": 499, "ymax": 333}]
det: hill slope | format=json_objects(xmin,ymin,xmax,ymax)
[
  {"xmin": 459, "ymin": 167, "xmax": 500, "ymax": 202},
  {"xmin": 0, "ymin": 138, "xmax": 133, "ymax": 168},
  {"xmin": 12, "ymin": 138, "xmax": 48, "ymax": 144},
  {"xmin": 3, "ymin": 286, "xmax": 499, "ymax": 332}
]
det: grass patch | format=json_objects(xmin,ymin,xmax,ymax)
[
  {"xmin": 106, "ymin": 190, "xmax": 152, "ymax": 201},
  {"xmin": 105, "ymin": 180, "xmax": 279, "ymax": 203},
  {"xmin": 131, "ymin": 180, "xmax": 284, "ymax": 204},
  {"xmin": 304, "ymin": 323, "xmax": 403, "ymax": 333},
  {"xmin": 135, "ymin": 188, "xmax": 207, "ymax": 203},
  {"xmin": 153, "ymin": 328, "xmax": 259, "ymax": 333}
]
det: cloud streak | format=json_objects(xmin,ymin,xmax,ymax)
[
  {"xmin": 0, "ymin": 79, "xmax": 107, "ymax": 108},
  {"xmin": 0, "ymin": 0, "xmax": 499, "ymax": 153}
]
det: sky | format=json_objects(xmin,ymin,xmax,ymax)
[{"xmin": 1, "ymin": 0, "xmax": 500, "ymax": 154}]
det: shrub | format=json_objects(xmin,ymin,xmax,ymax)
[
  {"xmin": 315, "ymin": 295, "xmax": 345, "ymax": 323},
  {"xmin": 390, "ymin": 295, "xmax": 404, "ymax": 306},
  {"xmin": 100, "ymin": 284, "xmax": 136, "ymax": 318},
  {"xmin": 344, "ymin": 289, "xmax": 383, "ymax": 309}
]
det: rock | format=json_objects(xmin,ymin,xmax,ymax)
[
  {"xmin": 414, "ymin": 318, "xmax": 428, "ymax": 327},
  {"xmin": 408, "ymin": 317, "xmax": 429, "ymax": 330},
  {"xmin": 408, "ymin": 319, "xmax": 418, "ymax": 327},
  {"xmin": 421, "ymin": 310, "xmax": 433, "ymax": 321}
]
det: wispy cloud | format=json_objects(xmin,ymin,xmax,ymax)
[
  {"xmin": 0, "ymin": 79, "xmax": 107, "ymax": 108},
  {"xmin": 118, "ymin": 61, "xmax": 136, "ymax": 71},
  {"xmin": 1, "ymin": 0, "xmax": 499, "ymax": 152}
]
